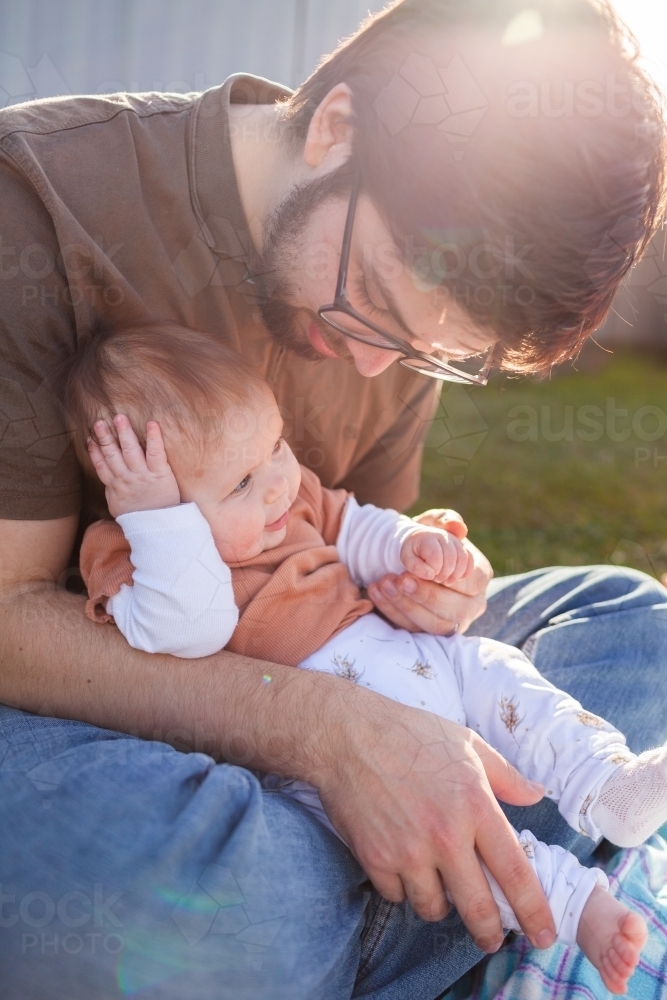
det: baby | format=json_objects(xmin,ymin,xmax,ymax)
[{"xmin": 60, "ymin": 323, "xmax": 667, "ymax": 994}]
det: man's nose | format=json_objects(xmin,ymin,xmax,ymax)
[{"xmin": 345, "ymin": 338, "xmax": 400, "ymax": 377}]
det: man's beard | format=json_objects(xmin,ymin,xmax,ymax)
[{"xmin": 254, "ymin": 166, "xmax": 355, "ymax": 362}]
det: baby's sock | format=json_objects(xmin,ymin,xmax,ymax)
[{"xmin": 590, "ymin": 747, "xmax": 667, "ymax": 848}]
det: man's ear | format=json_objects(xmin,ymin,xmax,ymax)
[{"xmin": 303, "ymin": 83, "xmax": 354, "ymax": 173}]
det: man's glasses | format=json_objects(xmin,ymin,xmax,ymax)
[{"xmin": 318, "ymin": 173, "xmax": 497, "ymax": 385}]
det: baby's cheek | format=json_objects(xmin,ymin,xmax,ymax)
[{"xmin": 210, "ymin": 510, "xmax": 265, "ymax": 562}]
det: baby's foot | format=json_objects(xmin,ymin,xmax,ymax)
[
  {"xmin": 591, "ymin": 747, "xmax": 667, "ymax": 848},
  {"xmin": 576, "ymin": 885, "xmax": 647, "ymax": 994}
]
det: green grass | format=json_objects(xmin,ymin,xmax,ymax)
[{"xmin": 409, "ymin": 353, "xmax": 667, "ymax": 579}]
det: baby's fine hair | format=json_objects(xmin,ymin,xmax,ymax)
[{"xmin": 56, "ymin": 323, "xmax": 269, "ymax": 465}]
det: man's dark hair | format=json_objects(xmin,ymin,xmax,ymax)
[{"xmin": 280, "ymin": 0, "xmax": 666, "ymax": 373}]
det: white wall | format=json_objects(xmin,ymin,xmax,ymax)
[
  {"xmin": 0, "ymin": 0, "xmax": 662, "ymax": 347},
  {"xmin": 0, "ymin": 0, "xmax": 386, "ymax": 104}
]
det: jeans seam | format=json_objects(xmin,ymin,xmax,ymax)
[{"xmin": 358, "ymin": 897, "xmax": 396, "ymax": 978}]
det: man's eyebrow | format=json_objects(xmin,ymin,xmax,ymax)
[{"xmin": 364, "ymin": 261, "xmax": 414, "ymax": 339}]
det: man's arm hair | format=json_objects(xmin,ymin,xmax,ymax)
[
  {"xmin": 0, "ymin": 515, "xmax": 556, "ymax": 949},
  {"xmin": 0, "ymin": 515, "xmax": 338, "ymax": 770}
]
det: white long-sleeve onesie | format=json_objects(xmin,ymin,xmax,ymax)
[{"xmin": 107, "ymin": 498, "xmax": 618, "ymax": 945}]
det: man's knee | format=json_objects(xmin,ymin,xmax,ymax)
[
  {"xmin": 0, "ymin": 751, "xmax": 368, "ymax": 999},
  {"xmin": 571, "ymin": 565, "xmax": 667, "ymax": 613}
]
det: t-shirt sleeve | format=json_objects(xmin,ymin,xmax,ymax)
[
  {"xmin": 340, "ymin": 375, "xmax": 439, "ymax": 512},
  {"xmin": 0, "ymin": 152, "xmax": 81, "ymax": 520}
]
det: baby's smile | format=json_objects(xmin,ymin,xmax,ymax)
[
  {"xmin": 172, "ymin": 388, "xmax": 302, "ymax": 564},
  {"xmin": 265, "ymin": 508, "xmax": 291, "ymax": 532}
]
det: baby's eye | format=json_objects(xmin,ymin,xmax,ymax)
[
  {"xmin": 273, "ymin": 437, "xmax": 283, "ymax": 455},
  {"xmin": 232, "ymin": 474, "xmax": 251, "ymax": 494}
]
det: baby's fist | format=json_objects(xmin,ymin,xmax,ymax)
[{"xmin": 401, "ymin": 527, "xmax": 473, "ymax": 585}]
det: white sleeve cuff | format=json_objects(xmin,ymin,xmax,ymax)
[
  {"xmin": 108, "ymin": 503, "xmax": 238, "ymax": 658},
  {"xmin": 336, "ymin": 496, "xmax": 419, "ymax": 587}
]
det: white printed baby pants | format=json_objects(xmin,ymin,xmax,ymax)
[{"xmin": 265, "ymin": 613, "xmax": 628, "ymax": 944}]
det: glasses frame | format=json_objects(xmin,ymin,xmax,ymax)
[{"xmin": 317, "ymin": 172, "xmax": 496, "ymax": 385}]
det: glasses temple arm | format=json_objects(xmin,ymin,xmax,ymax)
[
  {"xmin": 480, "ymin": 342, "xmax": 499, "ymax": 377},
  {"xmin": 335, "ymin": 172, "xmax": 360, "ymax": 300}
]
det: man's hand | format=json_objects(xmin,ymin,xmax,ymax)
[
  {"xmin": 314, "ymin": 695, "xmax": 555, "ymax": 953},
  {"xmin": 0, "ymin": 517, "xmax": 553, "ymax": 959},
  {"xmin": 88, "ymin": 416, "xmax": 180, "ymax": 518},
  {"xmin": 369, "ymin": 509, "xmax": 493, "ymax": 635}
]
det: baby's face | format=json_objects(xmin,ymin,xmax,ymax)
[{"xmin": 170, "ymin": 388, "xmax": 301, "ymax": 562}]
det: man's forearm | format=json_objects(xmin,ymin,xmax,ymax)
[
  {"xmin": 0, "ymin": 583, "xmax": 350, "ymax": 779},
  {"xmin": 0, "ymin": 582, "xmax": 559, "ymax": 948}
]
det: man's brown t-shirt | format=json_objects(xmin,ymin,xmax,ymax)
[{"xmin": 0, "ymin": 74, "xmax": 438, "ymax": 523}]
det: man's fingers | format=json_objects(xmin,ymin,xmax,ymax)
[
  {"xmin": 439, "ymin": 519, "xmax": 468, "ymax": 540},
  {"xmin": 86, "ymin": 438, "xmax": 113, "ymax": 486},
  {"xmin": 145, "ymin": 421, "xmax": 170, "ymax": 474},
  {"xmin": 364, "ymin": 869, "xmax": 407, "ymax": 905},
  {"xmin": 114, "ymin": 414, "xmax": 147, "ymax": 473},
  {"xmin": 438, "ymin": 848, "xmax": 505, "ymax": 952},
  {"xmin": 470, "ymin": 733, "xmax": 544, "ymax": 806},
  {"xmin": 367, "ymin": 586, "xmax": 420, "ymax": 631},
  {"xmin": 459, "ymin": 738, "xmax": 553, "ymax": 944},
  {"xmin": 476, "ymin": 814, "xmax": 555, "ymax": 949},
  {"xmin": 375, "ymin": 574, "xmax": 478, "ymax": 634},
  {"xmin": 400, "ymin": 869, "xmax": 450, "ymax": 922},
  {"xmin": 368, "ymin": 576, "xmax": 443, "ymax": 631},
  {"xmin": 414, "ymin": 509, "xmax": 468, "ymax": 539},
  {"xmin": 364, "ymin": 863, "xmax": 450, "ymax": 923}
]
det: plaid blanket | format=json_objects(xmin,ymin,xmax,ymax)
[{"xmin": 453, "ymin": 828, "xmax": 667, "ymax": 1000}]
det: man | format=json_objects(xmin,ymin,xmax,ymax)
[{"xmin": 1, "ymin": 0, "xmax": 666, "ymax": 996}]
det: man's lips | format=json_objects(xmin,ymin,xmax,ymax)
[
  {"xmin": 265, "ymin": 509, "xmax": 290, "ymax": 532},
  {"xmin": 307, "ymin": 319, "xmax": 340, "ymax": 359}
]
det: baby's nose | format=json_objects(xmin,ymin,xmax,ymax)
[{"xmin": 265, "ymin": 474, "xmax": 289, "ymax": 503}]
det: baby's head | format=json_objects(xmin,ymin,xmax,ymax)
[{"xmin": 59, "ymin": 323, "xmax": 301, "ymax": 561}]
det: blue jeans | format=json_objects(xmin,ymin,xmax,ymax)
[{"xmin": 1, "ymin": 566, "xmax": 666, "ymax": 999}]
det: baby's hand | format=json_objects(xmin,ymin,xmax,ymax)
[
  {"xmin": 88, "ymin": 415, "xmax": 180, "ymax": 518},
  {"xmin": 400, "ymin": 527, "xmax": 474, "ymax": 585}
]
